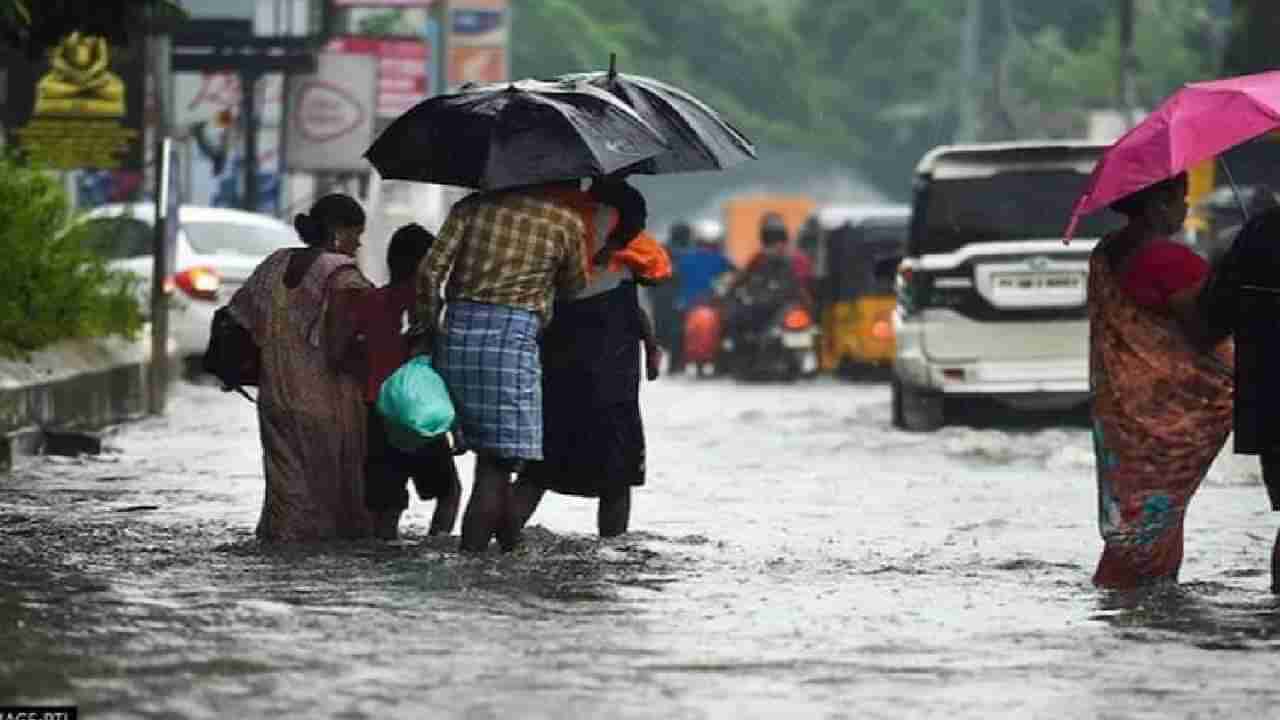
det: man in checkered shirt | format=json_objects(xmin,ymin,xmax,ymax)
[{"xmin": 413, "ymin": 182, "xmax": 587, "ymax": 553}]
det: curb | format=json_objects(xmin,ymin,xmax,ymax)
[{"xmin": 0, "ymin": 333, "xmax": 176, "ymax": 472}]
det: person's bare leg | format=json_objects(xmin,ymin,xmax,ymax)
[
  {"xmin": 494, "ymin": 472, "xmax": 521, "ymax": 552},
  {"xmin": 428, "ymin": 474, "xmax": 462, "ymax": 536},
  {"xmin": 1272, "ymin": 527, "xmax": 1280, "ymax": 594},
  {"xmin": 460, "ymin": 456, "xmax": 506, "ymax": 552},
  {"xmin": 598, "ymin": 487, "xmax": 631, "ymax": 538},
  {"xmin": 511, "ymin": 477, "xmax": 546, "ymax": 529},
  {"xmin": 1263, "ymin": 455, "xmax": 1280, "ymax": 593}
]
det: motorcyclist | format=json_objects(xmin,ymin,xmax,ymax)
[
  {"xmin": 725, "ymin": 214, "xmax": 809, "ymax": 338},
  {"xmin": 670, "ymin": 221, "xmax": 735, "ymax": 373}
]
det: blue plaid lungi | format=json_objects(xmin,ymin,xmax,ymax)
[{"xmin": 435, "ymin": 301, "xmax": 543, "ymax": 460}]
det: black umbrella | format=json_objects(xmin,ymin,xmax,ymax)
[
  {"xmin": 559, "ymin": 57, "xmax": 757, "ymax": 175},
  {"xmin": 364, "ymin": 79, "xmax": 669, "ymax": 190}
]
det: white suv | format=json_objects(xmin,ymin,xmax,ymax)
[{"xmin": 891, "ymin": 141, "xmax": 1122, "ymax": 431}]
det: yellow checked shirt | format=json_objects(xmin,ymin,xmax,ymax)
[{"xmin": 414, "ymin": 191, "xmax": 588, "ymax": 334}]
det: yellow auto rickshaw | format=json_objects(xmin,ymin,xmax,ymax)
[{"xmin": 799, "ymin": 204, "xmax": 910, "ymax": 374}]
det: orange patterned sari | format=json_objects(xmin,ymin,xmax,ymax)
[{"xmin": 1088, "ymin": 242, "xmax": 1233, "ymax": 588}]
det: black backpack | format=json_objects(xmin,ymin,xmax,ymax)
[{"xmin": 202, "ymin": 306, "xmax": 260, "ymax": 395}]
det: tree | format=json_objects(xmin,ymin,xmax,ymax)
[
  {"xmin": 1, "ymin": 0, "xmax": 184, "ymax": 57},
  {"xmin": 1222, "ymin": 0, "xmax": 1280, "ymax": 75},
  {"xmin": 511, "ymin": 1, "xmax": 1223, "ymax": 200}
]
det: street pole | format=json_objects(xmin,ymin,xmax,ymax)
[
  {"xmin": 1118, "ymin": 0, "xmax": 1137, "ymax": 129},
  {"xmin": 147, "ymin": 30, "xmax": 172, "ymax": 416},
  {"xmin": 241, "ymin": 69, "xmax": 261, "ymax": 212},
  {"xmin": 434, "ymin": 0, "xmax": 450, "ymax": 94},
  {"xmin": 957, "ymin": 0, "xmax": 982, "ymax": 143}
]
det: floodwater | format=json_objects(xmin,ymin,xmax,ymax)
[{"xmin": 2, "ymin": 378, "xmax": 1279, "ymax": 719}]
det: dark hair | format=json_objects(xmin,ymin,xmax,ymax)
[
  {"xmin": 1109, "ymin": 173, "xmax": 1188, "ymax": 218},
  {"xmin": 761, "ymin": 213, "xmax": 788, "ymax": 247},
  {"xmin": 387, "ymin": 223, "xmax": 435, "ymax": 283},
  {"xmin": 669, "ymin": 222, "xmax": 693, "ymax": 250},
  {"xmin": 294, "ymin": 193, "xmax": 365, "ymax": 248}
]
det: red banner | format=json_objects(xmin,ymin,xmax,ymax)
[{"xmin": 328, "ymin": 37, "xmax": 430, "ymax": 118}]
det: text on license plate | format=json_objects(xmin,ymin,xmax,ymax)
[
  {"xmin": 990, "ymin": 272, "xmax": 1085, "ymax": 307},
  {"xmin": 993, "ymin": 272, "xmax": 1082, "ymax": 291},
  {"xmin": 781, "ymin": 331, "xmax": 812, "ymax": 349}
]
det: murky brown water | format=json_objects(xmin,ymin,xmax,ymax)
[{"xmin": 3, "ymin": 379, "xmax": 1280, "ymax": 719}]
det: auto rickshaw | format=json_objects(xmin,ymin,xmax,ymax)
[{"xmin": 799, "ymin": 204, "xmax": 910, "ymax": 374}]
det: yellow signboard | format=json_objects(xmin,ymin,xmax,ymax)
[{"xmin": 3, "ymin": 33, "xmax": 144, "ymax": 171}]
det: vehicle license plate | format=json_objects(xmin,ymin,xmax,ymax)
[
  {"xmin": 991, "ymin": 272, "xmax": 1084, "ymax": 305},
  {"xmin": 781, "ymin": 331, "xmax": 812, "ymax": 349}
]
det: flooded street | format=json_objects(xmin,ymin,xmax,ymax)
[{"xmin": 3, "ymin": 377, "xmax": 1280, "ymax": 719}]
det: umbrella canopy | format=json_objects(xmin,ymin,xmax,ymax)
[
  {"xmin": 364, "ymin": 79, "xmax": 670, "ymax": 190},
  {"xmin": 559, "ymin": 69, "xmax": 757, "ymax": 175},
  {"xmin": 1065, "ymin": 70, "xmax": 1280, "ymax": 242}
]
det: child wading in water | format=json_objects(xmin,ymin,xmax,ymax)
[{"xmin": 347, "ymin": 223, "xmax": 461, "ymax": 540}]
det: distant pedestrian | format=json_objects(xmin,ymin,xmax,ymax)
[
  {"xmin": 671, "ymin": 222, "xmax": 735, "ymax": 374},
  {"xmin": 649, "ymin": 223, "xmax": 687, "ymax": 374},
  {"xmin": 413, "ymin": 184, "xmax": 587, "ymax": 553},
  {"xmin": 227, "ymin": 193, "xmax": 376, "ymax": 542}
]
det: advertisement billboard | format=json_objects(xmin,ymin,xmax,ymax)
[
  {"xmin": 447, "ymin": 0, "xmax": 509, "ymax": 89},
  {"xmin": 328, "ymin": 36, "xmax": 431, "ymax": 120},
  {"xmin": 174, "ymin": 71, "xmax": 284, "ymax": 214},
  {"xmin": 285, "ymin": 52, "xmax": 379, "ymax": 172}
]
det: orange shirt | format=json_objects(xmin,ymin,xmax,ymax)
[{"xmin": 547, "ymin": 188, "xmax": 672, "ymax": 285}]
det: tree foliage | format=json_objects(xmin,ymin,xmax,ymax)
[
  {"xmin": 0, "ymin": 155, "xmax": 143, "ymax": 358},
  {"xmin": 512, "ymin": 0, "xmax": 1224, "ymax": 199},
  {"xmin": 0, "ymin": 0, "xmax": 184, "ymax": 58},
  {"xmin": 1222, "ymin": 0, "xmax": 1280, "ymax": 75}
]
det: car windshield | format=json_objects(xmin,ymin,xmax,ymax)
[
  {"xmin": 77, "ymin": 216, "xmax": 154, "ymax": 259},
  {"xmin": 912, "ymin": 170, "xmax": 1124, "ymax": 255},
  {"xmin": 859, "ymin": 224, "xmax": 906, "ymax": 250},
  {"xmin": 182, "ymin": 220, "xmax": 296, "ymax": 257}
]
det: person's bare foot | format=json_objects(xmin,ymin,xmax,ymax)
[{"xmin": 645, "ymin": 344, "xmax": 663, "ymax": 381}]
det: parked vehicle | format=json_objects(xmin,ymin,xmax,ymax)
[
  {"xmin": 799, "ymin": 204, "xmax": 909, "ymax": 374},
  {"xmin": 77, "ymin": 204, "xmax": 298, "ymax": 362},
  {"xmin": 891, "ymin": 141, "xmax": 1123, "ymax": 431}
]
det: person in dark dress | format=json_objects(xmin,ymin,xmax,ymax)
[
  {"xmin": 1200, "ymin": 205, "xmax": 1280, "ymax": 592},
  {"xmin": 513, "ymin": 178, "xmax": 671, "ymax": 537}
]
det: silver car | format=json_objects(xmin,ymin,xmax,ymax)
[{"xmin": 77, "ymin": 204, "xmax": 299, "ymax": 359}]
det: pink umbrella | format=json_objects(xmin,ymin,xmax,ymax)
[{"xmin": 1064, "ymin": 70, "xmax": 1280, "ymax": 243}]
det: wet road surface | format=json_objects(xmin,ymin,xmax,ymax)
[{"xmin": 2, "ymin": 378, "xmax": 1279, "ymax": 719}]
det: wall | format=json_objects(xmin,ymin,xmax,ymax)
[{"xmin": 0, "ymin": 335, "xmax": 162, "ymax": 471}]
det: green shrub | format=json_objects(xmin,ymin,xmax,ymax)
[{"xmin": 0, "ymin": 154, "xmax": 143, "ymax": 358}]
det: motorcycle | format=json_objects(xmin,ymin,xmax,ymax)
[{"xmin": 719, "ymin": 263, "xmax": 818, "ymax": 381}]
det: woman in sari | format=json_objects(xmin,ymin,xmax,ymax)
[
  {"xmin": 228, "ymin": 194, "xmax": 376, "ymax": 542},
  {"xmin": 1089, "ymin": 172, "xmax": 1233, "ymax": 589}
]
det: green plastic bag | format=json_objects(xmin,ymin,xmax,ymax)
[{"xmin": 375, "ymin": 356, "xmax": 456, "ymax": 453}]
